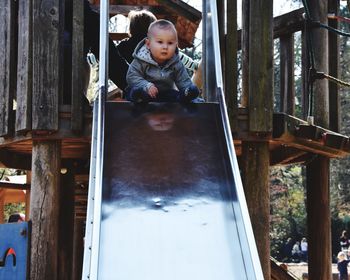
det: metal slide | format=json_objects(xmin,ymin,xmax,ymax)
[{"xmin": 82, "ymin": 1, "xmax": 263, "ymax": 279}]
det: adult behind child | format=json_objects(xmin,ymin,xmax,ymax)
[
  {"xmin": 126, "ymin": 20, "xmax": 200, "ymax": 103},
  {"xmin": 117, "ymin": 10, "xmax": 157, "ymax": 64}
]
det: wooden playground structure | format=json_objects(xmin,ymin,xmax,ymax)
[{"xmin": 0, "ymin": 0, "xmax": 348, "ymax": 279}]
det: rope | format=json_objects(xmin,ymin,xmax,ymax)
[{"xmin": 322, "ymin": 73, "xmax": 350, "ymax": 88}]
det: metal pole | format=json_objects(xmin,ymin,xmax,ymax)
[{"xmin": 82, "ymin": 0, "xmax": 109, "ymax": 278}]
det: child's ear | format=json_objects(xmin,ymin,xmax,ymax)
[{"xmin": 145, "ymin": 38, "xmax": 150, "ymax": 48}]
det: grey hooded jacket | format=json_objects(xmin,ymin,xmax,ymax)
[{"xmin": 126, "ymin": 38, "xmax": 194, "ymax": 93}]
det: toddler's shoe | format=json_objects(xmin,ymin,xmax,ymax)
[
  {"xmin": 131, "ymin": 89, "xmax": 149, "ymax": 103},
  {"xmin": 181, "ymin": 85, "xmax": 200, "ymax": 102}
]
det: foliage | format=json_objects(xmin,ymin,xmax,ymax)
[
  {"xmin": 270, "ymin": 165, "xmax": 306, "ymax": 260},
  {"xmin": 4, "ymin": 203, "xmax": 26, "ymax": 222}
]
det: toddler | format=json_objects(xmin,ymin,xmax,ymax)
[{"xmin": 126, "ymin": 19, "xmax": 199, "ymax": 103}]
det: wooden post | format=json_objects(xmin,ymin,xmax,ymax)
[
  {"xmin": 72, "ymin": 217, "xmax": 85, "ymax": 280},
  {"xmin": 248, "ymin": 0, "xmax": 273, "ymax": 132},
  {"xmin": 308, "ymin": 0, "xmax": 329, "ymax": 128},
  {"xmin": 242, "ymin": 0, "xmax": 273, "ymax": 278},
  {"xmin": 301, "ymin": 30, "xmax": 310, "ymax": 120},
  {"xmin": 30, "ymin": 141, "xmax": 61, "ymax": 280},
  {"xmin": 32, "ymin": 0, "xmax": 60, "ymax": 130},
  {"xmin": 225, "ymin": 0, "xmax": 238, "ymax": 130},
  {"xmin": 306, "ymin": 156, "xmax": 332, "ymax": 280},
  {"xmin": 241, "ymin": 0, "xmax": 249, "ymax": 107},
  {"xmin": 16, "ymin": 0, "xmax": 32, "ymax": 133},
  {"xmin": 241, "ymin": 141, "xmax": 270, "ymax": 279},
  {"xmin": 0, "ymin": 190, "xmax": 4, "ymax": 223},
  {"xmin": 71, "ymin": 0, "xmax": 85, "ymax": 132},
  {"xmin": 58, "ymin": 163, "xmax": 75, "ymax": 280},
  {"xmin": 25, "ymin": 172, "xmax": 31, "ymax": 219},
  {"xmin": 280, "ymin": 34, "xmax": 295, "ymax": 115},
  {"xmin": 306, "ymin": 1, "xmax": 332, "ymax": 280},
  {"xmin": 328, "ymin": 0, "xmax": 340, "ymax": 132},
  {"xmin": 0, "ymin": 0, "xmax": 17, "ymax": 137}
]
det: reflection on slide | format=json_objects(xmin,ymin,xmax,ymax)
[{"xmin": 96, "ymin": 102, "xmax": 254, "ymax": 280}]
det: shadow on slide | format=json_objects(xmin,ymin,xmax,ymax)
[{"xmin": 95, "ymin": 102, "xmax": 260, "ymax": 279}]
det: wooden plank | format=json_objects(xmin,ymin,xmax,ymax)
[
  {"xmin": 328, "ymin": 0, "xmax": 340, "ymax": 132},
  {"xmin": 30, "ymin": 140, "xmax": 61, "ymax": 280},
  {"xmin": 32, "ymin": 0, "xmax": 60, "ymax": 130},
  {"xmin": 273, "ymin": 113, "xmax": 349, "ymax": 157},
  {"xmin": 273, "ymin": 8, "xmax": 305, "ymax": 38},
  {"xmin": 0, "ymin": 182, "xmax": 30, "ymax": 190},
  {"xmin": 71, "ymin": 0, "xmax": 85, "ymax": 131},
  {"xmin": 16, "ymin": 0, "xmax": 33, "ymax": 133},
  {"xmin": 0, "ymin": 0, "xmax": 17, "ymax": 137},
  {"xmin": 155, "ymin": 0, "xmax": 202, "ymax": 22},
  {"xmin": 280, "ymin": 34, "xmax": 295, "ymax": 115},
  {"xmin": 270, "ymin": 146, "xmax": 307, "ymax": 166},
  {"xmin": 248, "ymin": 0, "xmax": 273, "ymax": 132}
]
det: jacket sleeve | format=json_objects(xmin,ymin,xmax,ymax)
[
  {"xmin": 126, "ymin": 59, "xmax": 153, "ymax": 91},
  {"xmin": 174, "ymin": 61, "xmax": 195, "ymax": 92}
]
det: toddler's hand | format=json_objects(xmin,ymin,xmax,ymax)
[{"xmin": 148, "ymin": 85, "xmax": 158, "ymax": 98}]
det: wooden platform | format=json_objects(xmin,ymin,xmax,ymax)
[{"xmin": 0, "ymin": 106, "xmax": 348, "ymax": 172}]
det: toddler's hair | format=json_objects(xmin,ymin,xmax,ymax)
[{"xmin": 148, "ymin": 19, "xmax": 177, "ymax": 37}]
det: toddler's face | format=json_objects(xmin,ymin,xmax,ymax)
[{"xmin": 146, "ymin": 27, "xmax": 177, "ymax": 65}]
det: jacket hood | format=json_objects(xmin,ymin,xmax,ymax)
[{"xmin": 132, "ymin": 38, "xmax": 179, "ymax": 67}]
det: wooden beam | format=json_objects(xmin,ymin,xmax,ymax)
[
  {"xmin": 30, "ymin": 140, "xmax": 61, "ymax": 280},
  {"xmin": 270, "ymin": 145, "xmax": 307, "ymax": 165}
]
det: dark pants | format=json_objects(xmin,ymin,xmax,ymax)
[{"xmin": 125, "ymin": 85, "xmax": 199, "ymax": 103}]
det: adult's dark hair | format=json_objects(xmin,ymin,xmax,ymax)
[
  {"xmin": 8, "ymin": 213, "xmax": 25, "ymax": 223},
  {"xmin": 128, "ymin": 10, "xmax": 157, "ymax": 38}
]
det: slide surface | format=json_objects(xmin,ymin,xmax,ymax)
[{"xmin": 95, "ymin": 102, "xmax": 257, "ymax": 279}]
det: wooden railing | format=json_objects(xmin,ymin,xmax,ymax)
[{"xmin": 0, "ymin": 0, "xmax": 87, "ymax": 139}]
